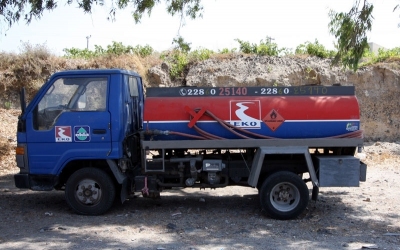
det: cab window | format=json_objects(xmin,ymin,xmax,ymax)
[{"xmin": 33, "ymin": 77, "xmax": 108, "ymax": 130}]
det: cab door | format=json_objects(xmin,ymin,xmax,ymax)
[{"xmin": 26, "ymin": 76, "xmax": 111, "ymax": 175}]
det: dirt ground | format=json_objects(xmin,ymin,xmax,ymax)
[{"xmin": 0, "ymin": 108, "xmax": 400, "ymax": 250}]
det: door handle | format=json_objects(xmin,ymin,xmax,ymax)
[{"xmin": 93, "ymin": 129, "xmax": 107, "ymax": 134}]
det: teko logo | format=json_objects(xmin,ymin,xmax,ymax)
[
  {"xmin": 229, "ymin": 101, "xmax": 261, "ymax": 129},
  {"xmin": 55, "ymin": 126, "xmax": 72, "ymax": 142}
]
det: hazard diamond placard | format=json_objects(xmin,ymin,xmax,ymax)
[{"xmin": 263, "ymin": 109, "xmax": 285, "ymax": 131}]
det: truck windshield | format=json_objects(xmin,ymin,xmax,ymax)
[{"xmin": 33, "ymin": 77, "xmax": 108, "ymax": 130}]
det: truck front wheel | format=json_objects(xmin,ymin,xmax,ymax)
[
  {"xmin": 259, "ymin": 171, "xmax": 309, "ymax": 220},
  {"xmin": 65, "ymin": 168, "xmax": 116, "ymax": 215}
]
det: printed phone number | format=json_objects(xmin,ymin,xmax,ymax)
[
  {"xmin": 179, "ymin": 87, "xmax": 249, "ymax": 96},
  {"xmin": 178, "ymin": 86, "xmax": 329, "ymax": 96}
]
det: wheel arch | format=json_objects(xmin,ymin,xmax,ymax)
[
  {"xmin": 56, "ymin": 159, "xmax": 114, "ymax": 189},
  {"xmin": 248, "ymin": 146, "xmax": 318, "ymax": 190}
]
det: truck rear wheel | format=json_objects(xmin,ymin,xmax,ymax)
[
  {"xmin": 259, "ymin": 171, "xmax": 309, "ymax": 220},
  {"xmin": 65, "ymin": 167, "xmax": 116, "ymax": 215}
]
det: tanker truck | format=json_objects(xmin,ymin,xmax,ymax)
[{"xmin": 14, "ymin": 69, "xmax": 367, "ymax": 220}]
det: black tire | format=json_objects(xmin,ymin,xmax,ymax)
[
  {"xmin": 259, "ymin": 171, "xmax": 309, "ymax": 220},
  {"xmin": 65, "ymin": 168, "xmax": 116, "ymax": 215}
]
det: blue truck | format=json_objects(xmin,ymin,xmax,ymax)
[{"xmin": 14, "ymin": 69, "xmax": 367, "ymax": 219}]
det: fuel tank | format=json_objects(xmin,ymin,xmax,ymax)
[{"xmin": 143, "ymin": 86, "xmax": 361, "ymax": 140}]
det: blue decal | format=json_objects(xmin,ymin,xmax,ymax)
[{"xmin": 346, "ymin": 122, "xmax": 359, "ymax": 132}]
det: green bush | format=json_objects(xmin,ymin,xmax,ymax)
[
  {"xmin": 63, "ymin": 42, "xmax": 154, "ymax": 59},
  {"xmin": 235, "ymin": 39, "xmax": 254, "ymax": 54},
  {"xmin": 171, "ymin": 53, "xmax": 188, "ymax": 79},
  {"xmin": 63, "ymin": 48, "xmax": 99, "ymax": 59},
  {"xmin": 190, "ymin": 48, "xmax": 214, "ymax": 61},
  {"xmin": 105, "ymin": 41, "xmax": 133, "ymax": 55},
  {"xmin": 218, "ymin": 48, "xmax": 237, "ymax": 54},
  {"xmin": 374, "ymin": 47, "xmax": 400, "ymax": 62},
  {"xmin": 235, "ymin": 37, "xmax": 284, "ymax": 56},
  {"xmin": 295, "ymin": 39, "xmax": 336, "ymax": 58},
  {"xmin": 160, "ymin": 48, "xmax": 214, "ymax": 80},
  {"xmin": 361, "ymin": 47, "xmax": 400, "ymax": 66},
  {"xmin": 132, "ymin": 45, "xmax": 154, "ymax": 57}
]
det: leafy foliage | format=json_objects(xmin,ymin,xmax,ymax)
[
  {"xmin": 235, "ymin": 37, "xmax": 285, "ymax": 56},
  {"xmin": 374, "ymin": 47, "xmax": 400, "ymax": 62},
  {"xmin": 295, "ymin": 39, "xmax": 336, "ymax": 58},
  {"xmin": 218, "ymin": 48, "xmax": 237, "ymax": 54},
  {"xmin": 162, "ymin": 51, "xmax": 188, "ymax": 80},
  {"xmin": 361, "ymin": 47, "xmax": 400, "ymax": 66},
  {"xmin": 63, "ymin": 41, "xmax": 154, "ymax": 59},
  {"xmin": 329, "ymin": 0, "xmax": 374, "ymax": 70},
  {"xmin": 172, "ymin": 36, "xmax": 192, "ymax": 53},
  {"xmin": 190, "ymin": 47, "xmax": 213, "ymax": 61},
  {"xmin": 0, "ymin": 0, "xmax": 203, "ymax": 32},
  {"xmin": 161, "ymin": 44, "xmax": 214, "ymax": 80}
]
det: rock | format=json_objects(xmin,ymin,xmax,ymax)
[
  {"xmin": 235, "ymin": 229, "xmax": 250, "ymax": 234},
  {"xmin": 171, "ymin": 211, "xmax": 182, "ymax": 217},
  {"xmin": 361, "ymin": 244, "xmax": 378, "ymax": 249},
  {"xmin": 148, "ymin": 66, "xmax": 172, "ymax": 87},
  {"xmin": 383, "ymin": 233, "xmax": 400, "ymax": 236},
  {"xmin": 39, "ymin": 227, "xmax": 53, "ymax": 233},
  {"xmin": 317, "ymin": 228, "xmax": 333, "ymax": 235},
  {"xmin": 166, "ymin": 223, "xmax": 177, "ymax": 230}
]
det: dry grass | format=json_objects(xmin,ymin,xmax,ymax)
[
  {"xmin": 0, "ymin": 109, "xmax": 19, "ymax": 175},
  {"xmin": 375, "ymin": 59, "xmax": 400, "ymax": 71},
  {"xmin": 209, "ymin": 53, "xmax": 237, "ymax": 60}
]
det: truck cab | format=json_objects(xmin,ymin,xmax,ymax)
[{"xmin": 15, "ymin": 69, "xmax": 143, "ymax": 214}]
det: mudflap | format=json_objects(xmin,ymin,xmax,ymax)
[
  {"xmin": 120, "ymin": 178, "xmax": 129, "ymax": 204},
  {"xmin": 312, "ymin": 186, "xmax": 319, "ymax": 201}
]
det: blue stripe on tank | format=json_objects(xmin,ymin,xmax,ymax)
[{"xmin": 143, "ymin": 120, "xmax": 360, "ymax": 140}]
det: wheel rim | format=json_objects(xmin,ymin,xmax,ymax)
[
  {"xmin": 75, "ymin": 179, "xmax": 102, "ymax": 206},
  {"xmin": 269, "ymin": 182, "xmax": 300, "ymax": 212}
]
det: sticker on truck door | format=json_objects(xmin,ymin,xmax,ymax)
[
  {"xmin": 74, "ymin": 126, "xmax": 91, "ymax": 142},
  {"xmin": 55, "ymin": 126, "xmax": 72, "ymax": 142}
]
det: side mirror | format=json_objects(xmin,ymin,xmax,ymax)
[{"xmin": 20, "ymin": 88, "xmax": 26, "ymax": 114}]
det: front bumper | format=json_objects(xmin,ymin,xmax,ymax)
[{"xmin": 14, "ymin": 174, "xmax": 58, "ymax": 191}]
